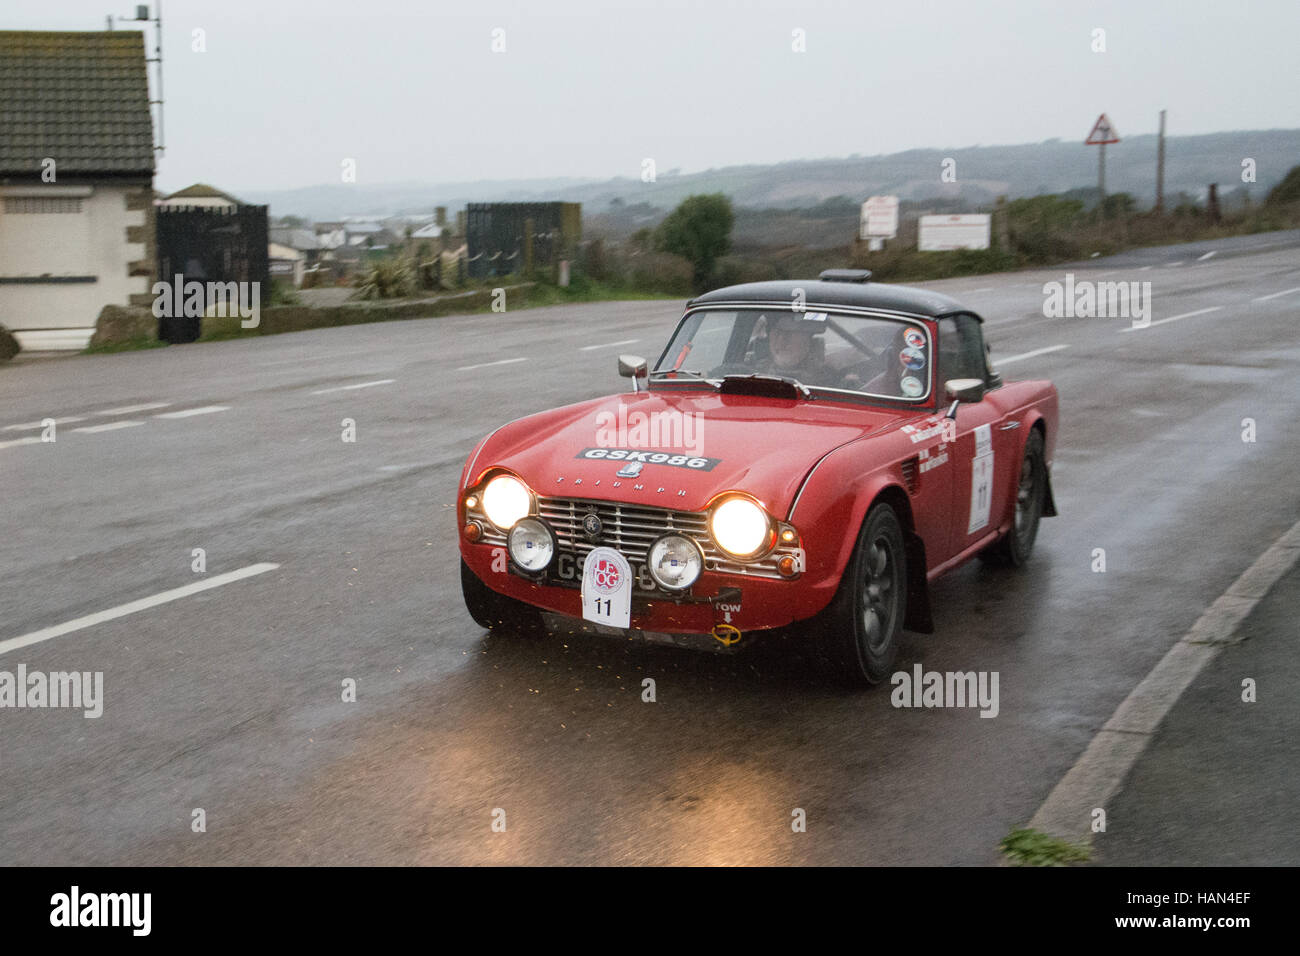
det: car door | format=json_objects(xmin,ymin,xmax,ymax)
[{"xmin": 937, "ymin": 314, "xmax": 1013, "ymax": 560}]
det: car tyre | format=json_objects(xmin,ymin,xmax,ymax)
[
  {"xmin": 460, "ymin": 559, "xmax": 547, "ymax": 637},
  {"xmin": 981, "ymin": 429, "xmax": 1046, "ymax": 567},
  {"xmin": 811, "ymin": 502, "xmax": 907, "ymax": 686}
]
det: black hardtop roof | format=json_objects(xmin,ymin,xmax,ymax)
[{"xmin": 688, "ymin": 278, "xmax": 976, "ymax": 319}]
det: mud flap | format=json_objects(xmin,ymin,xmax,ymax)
[
  {"xmin": 902, "ymin": 530, "xmax": 934, "ymax": 634},
  {"xmin": 1042, "ymin": 467, "xmax": 1059, "ymax": 517}
]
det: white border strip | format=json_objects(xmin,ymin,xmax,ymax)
[
  {"xmin": 0, "ymin": 562, "xmax": 281, "ymax": 658},
  {"xmin": 1118, "ymin": 306, "xmax": 1221, "ymax": 332},
  {"xmin": 995, "ymin": 344, "xmax": 1069, "ymax": 366},
  {"xmin": 1025, "ymin": 518, "xmax": 1300, "ymax": 844},
  {"xmin": 309, "ymin": 380, "xmax": 395, "ymax": 396},
  {"xmin": 458, "ymin": 358, "xmax": 526, "ymax": 372},
  {"xmin": 1253, "ymin": 286, "xmax": 1300, "ymax": 303}
]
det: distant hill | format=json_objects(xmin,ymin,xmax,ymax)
[{"xmin": 239, "ymin": 129, "xmax": 1300, "ymax": 220}]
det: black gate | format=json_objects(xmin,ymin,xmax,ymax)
[{"xmin": 156, "ymin": 205, "xmax": 270, "ymax": 342}]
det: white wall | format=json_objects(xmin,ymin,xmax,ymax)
[{"xmin": 0, "ymin": 184, "xmax": 149, "ymax": 350}]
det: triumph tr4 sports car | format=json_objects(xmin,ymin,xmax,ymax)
[{"xmin": 458, "ymin": 270, "xmax": 1059, "ymax": 684}]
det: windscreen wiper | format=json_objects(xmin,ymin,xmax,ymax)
[{"xmin": 649, "ymin": 368, "xmax": 718, "ymax": 385}]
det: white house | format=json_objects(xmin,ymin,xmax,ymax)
[{"xmin": 0, "ymin": 30, "xmax": 156, "ymax": 351}]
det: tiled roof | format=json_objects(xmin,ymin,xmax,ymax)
[
  {"xmin": 163, "ymin": 183, "xmax": 244, "ymax": 203},
  {"xmin": 0, "ymin": 31, "xmax": 155, "ymax": 176}
]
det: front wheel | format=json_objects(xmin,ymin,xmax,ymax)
[
  {"xmin": 811, "ymin": 503, "xmax": 907, "ymax": 686},
  {"xmin": 460, "ymin": 559, "xmax": 547, "ymax": 637}
]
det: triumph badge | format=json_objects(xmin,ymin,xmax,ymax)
[{"xmin": 582, "ymin": 512, "xmax": 603, "ymax": 541}]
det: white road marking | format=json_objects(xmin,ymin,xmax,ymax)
[
  {"xmin": 1139, "ymin": 265, "xmax": 1152, "ymax": 271},
  {"xmin": 1027, "ymin": 518, "xmax": 1300, "ymax": 846},
  {"xmin": 95, "ymin": 402, "xmax": 172, "ymax": 416},
  {"xmin": 1197, "ymin": 251, "xmax": 1216, "ymax": 261},
  {"xmin": 458, "ymin": 358, "xmax": 526, "ymax": 372},
  {"xmin": 0, "ymin": 436, "xmax": 43, "ymax": 451},
  {"xmin": 1252, "ymin": 286, "xmax": 1300, "ymax": 303},
  {"xmin": 967, "ymin": 287, "xmax": 994, "ymax": 294},
  {"xmin": 309, "ymin": 380, "xmax": 395, "ymax": 396},
  {"xmin": 0, "ymin": 562, "xmax": 282, "ymax": 658},
  {"xmin": 993, "ymin": 344, "xmax": 1069, "ymax": 366},
  {"xmin": 579, "ymin": 338, "xmax": 640, "ymax": 351},
  {"xmin": 72, "ymin": 420, "xmax": 145, "ymax": 434},
  {"xmin": 1118, "ymin": 306, "xmax": 1221, "ymax": 332},
  {"xmin": 3, "ymin": 416, "xmax": 86, "ymax": 431},
  {"xmin": 154, "ymin": 405, "xmax": 233, "ymax": 418},
  {"xmin": 1166, "ymin": 261, "xmax": 1184, "ymax": 267}
]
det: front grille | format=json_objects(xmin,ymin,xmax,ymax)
[{"xmin": 475, "ymin": 495, "xmax": 798, "ymax": 580}]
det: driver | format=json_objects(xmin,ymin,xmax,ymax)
[{"xmin": 759, "ymin": 314, "xmax": 831, "ymax": 385}]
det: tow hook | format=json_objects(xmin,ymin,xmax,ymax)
[{"xmin": 712, "ymin": 623, "xmax": 742, "ymax": 647}]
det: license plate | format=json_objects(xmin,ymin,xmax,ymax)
[{"xmin": 581, "ymin": 546, "xmax": 633, "ymax": 629}]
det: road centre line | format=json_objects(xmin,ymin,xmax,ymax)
[
  {"xmin": 1197, "ymin": 251, "xmax": 1217, "ymax": 261},
  {"xmin": 154, "ymin": 405, "xmax": 233, "ymax": 417},
  {"xmin": 994, "ymin": 344, "xmax": 1070, "ymax": 366},
  {"xmin": 72, "ymin": 420, "xmax": 144, "ymax": 434},
  {"xmin": 579, "ymin": 338, "xmax": 640, "ymax": 351},
  {"xmin": 1117, "ymin": 306, "xmax": 1221, "ymax": 332},
  {"xmin": 0, "ymin": 563, "xmax": 282, "ymax": 658},
  {"xmin": 457, "ymin": 358, "xmax": 527, "ymax": 372},
  {"xmin": 3, "ymin": 416, "xmax": 86, "ymax": 431},
  {"xmin": 308, "ymin": 380, "xmax": 395, "ymax": 396},
  {"xmin": 95, "ymin": 402, "xmax": 172, "ymax": 416},
  {"xmin": 1252, "ymin": 286, "xmax": 1300, "ymax": 303},
  {"xmin": 0, "ymin": 436, "xmax": 43, "ymax": 451}
]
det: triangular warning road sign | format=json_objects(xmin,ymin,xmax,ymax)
[{"xmin": 1085, "ymin": 113, "xmax": 1120, "ymax": 145}]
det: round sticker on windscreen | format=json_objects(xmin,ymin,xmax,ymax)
[
  {"xmin": 904, "ymin": 328, "xmax": 925, "ymax": 349},
  {"xmin": 899, "ymin": 346, "xmax": 926, "ymax": 370},
  {"xmin": 900, "ymin": 375, "xmax": 924, "ymax": 397}
]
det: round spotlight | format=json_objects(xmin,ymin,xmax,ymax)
[
  {"xmin": 709, "ymin": 497, "xmax": 772, "ymax": 558},
  {"xmin": 507, "ymin": 517, "xmax": 555, "ymax": 572},
  {"xmin": 481, "ymin": 474, "xmax": 531, "ymax": 530},
  {"xmin": 647, "ymin": 534, "xmax": 704, "ymax": 591}
]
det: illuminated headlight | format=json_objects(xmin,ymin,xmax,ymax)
[
  {"xmin": 507, "ymin": 518, "xmax": 555, "ymax": 572},
  {"xmin": 647, "ymin": 534, "xmax": 704, "ymax": 591},
  {"xmin": 481, "ymin": 474, "xmax": 531, "ymax": 530},
  {"xmin": 710, "ymin": 497, "xmax": 772, "ymax": 558}
]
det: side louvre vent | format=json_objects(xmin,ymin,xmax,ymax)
[{"xmin": 900, "ymin": 457, "xmax": 919, "ymax": 494}]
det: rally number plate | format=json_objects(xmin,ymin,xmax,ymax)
[{"xmin": 581, "ymin": 547, "xmax": 633, "ymax": 629}]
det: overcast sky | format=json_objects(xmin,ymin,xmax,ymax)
[{"xmin": 10, "ymin": 0, "xmax": 1299, "ymax": 193}]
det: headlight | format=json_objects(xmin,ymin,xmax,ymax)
[
  {"xmin": 709, "ymin": 496, "xmax": 772, "ymax": 558},
  {"xmin": 481, "ymin": 474, "xmax": 531, "ymax": 530},
  {"xmin": 647, "ymin": 534, "xmax": 704, "ymax": 591},
  {"xmin": 507, "ymin": 517, "xmax": 555, "ymax": 572}
]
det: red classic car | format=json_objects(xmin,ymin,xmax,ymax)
[{"xmin": 458, "ymin": 270, "xmax": 1059, "ymax": 684}]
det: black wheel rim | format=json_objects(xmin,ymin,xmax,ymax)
[{"xmin": 860, "ymin": 535, "xmax": 898, "ymax": 654}]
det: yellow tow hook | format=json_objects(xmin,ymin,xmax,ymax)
[{"xmin": 712, "ymin": 623, "xmax": 742, "ymax": 647}]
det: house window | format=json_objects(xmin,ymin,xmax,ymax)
[{"xmin": 3, "ymin": 197, "xmax": 84, "ymax": 214}]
